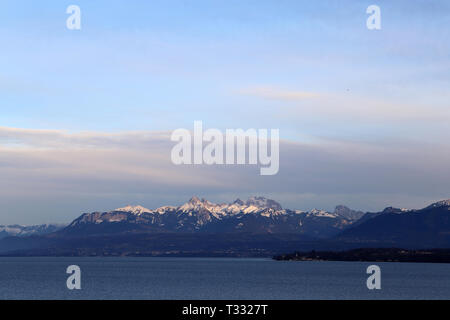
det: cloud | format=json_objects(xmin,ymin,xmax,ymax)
[
  {"xmin": 237, "ymin": 86, "xmax": 319, "ymax": 101},
  {"xmin": 293, "ymin": 94, "xmax": 450, "ymax": 123},
  {"xmin": 234, "ymin": 87, "xmax": 450, "ymax": 134},
  {"xmin": 0, "ymin": 126, "xmax": 449, "ymax": 224},
  {"xmin": 0, "ymin": 126, "xmax": 171, "ymax": 149}
]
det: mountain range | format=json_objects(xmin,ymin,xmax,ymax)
[
  {"xmin": 0, "ymin": 197, "xmax": 449, "ymax": 256},
  {"xmin": 63, "ymin": 196, "xmax": 359, "ymax": 238}
]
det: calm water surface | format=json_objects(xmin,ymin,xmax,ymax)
[{"xmin": 0, "ymin": 257, "xmax": 449, "ymax": 299}]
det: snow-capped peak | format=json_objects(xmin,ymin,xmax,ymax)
[
  {"xmin": 176, "ymin": 196, "xmax": 285, "ymax": 218},
  {"xmin": 188, "ymin": 196, "xmax": 202, "ymax": 204},
  {"xmin": 114, "ymin": 205, "xmax": 152, "ymax": 215},
  {"xmin": 179, "ymin": 197, "xmax": 216, "ymax": 213}
]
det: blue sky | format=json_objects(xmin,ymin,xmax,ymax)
[{"xmin": 0, "ymin": 1, "xmax": 449, "ymax": 223}]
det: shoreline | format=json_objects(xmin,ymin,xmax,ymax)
[{"xmin": 273, "ymin": 248, "xmax": 450, "ymax": 264}]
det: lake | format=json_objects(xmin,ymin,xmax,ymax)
[{"xmin": 0, "ymin": 257, "xmax": 449, "ymax": 299}]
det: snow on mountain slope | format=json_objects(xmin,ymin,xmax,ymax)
[
  {"xmin": 176, "ymin": 196, "xmax": 285, "ymax": 218},
  {"xmin": 115, "ymin": 205, "xmax": 153, "ymax": 215}
]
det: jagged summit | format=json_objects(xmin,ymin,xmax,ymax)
[
  {"xmin": 110, "ymin": 196, "xmax": 342, "ymax": 220},
  {"xmin": 177, "ymin": 196, "xmax": 282, "ymax": 214},
  {"xmin": 188, "ymin": 196, "xmax": 202, "ymax": 204},
  {"xmin": 334, "ymin": 205, "xmax": 365, "ymax": 221},
  {"xmin": 426, "ymin": 199, "xmax": 450, "ymax": 209},
  {"xmin": 245, "ymin": 196, "xmax": 282, "ymax": 210},
  {"xmin": 179, "ymin": 196, "xmax": 217, "ymax": 214}
]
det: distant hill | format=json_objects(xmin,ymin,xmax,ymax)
[{"xmin": 335, "ymin": 200, "xmax": 450, "ymax": 248}]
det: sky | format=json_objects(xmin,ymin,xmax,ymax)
[{"xmin": 0, "ymin": 0, "xmax": 449, "ymax": 224}]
